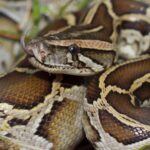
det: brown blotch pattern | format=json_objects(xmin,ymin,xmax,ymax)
[
  {"xmin": 105, "ymin": 57, "xmax": 150, "ymax": 90},
  {"xmin": 106, "ymin": 91, "xmax": 150, "ymax": 125},
  {"xmin": 62, "ymin": 4, "xmax": 114, "ymax": 42},
  {"xmin": 40, "ymin": 19, "xmax": 69, "ymax": 36},
  {"xmin": 61, "ymin": 75, "xmax": 85, "ymax": 88},
  {"xmin": 111, "ymin": 0, "xmax": 148, "ymax": 16},
  {"xmin": 36, "ymin": 98, "xmax": 82, "ymax": 150},
  {"xmin": 133, "ymin": 82, "xmax": 150, "ymax": 103},
  {"xmin": 44, "ymin": 4, "xmax": 114, "ymax": 42},
  {"xmin": 119, "ymin": 21, "xmax": 150, "ymax": 36},
  {"xmin": 91, "ymin": 4, "xmax": 113, "ymax": 41},
  {"xmin": 86, "ymin": 75, "xmax": 101, "ymax": 104},
  {"xmin": 8, "ymin": 118, "xmax": 30, "ymax": 127},
  {"xmin": 83, "ymin": 50, "xmax": 115, "ymax": 67},
  {"xmin": 0, "ymin": 71, "xmax": 52, "ymax": 109},
  {"xmin": 99, "ymin": 110, "xmax": 150, "ymax": 145}
]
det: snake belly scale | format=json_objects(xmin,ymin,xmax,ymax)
[{"xmin": 0, "ymin": 0, "xmax": 150, "ymax": 150}]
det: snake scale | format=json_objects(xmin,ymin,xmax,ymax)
[{"xmin": 0, "ymin": 0, "xmax": 150, "ymax": 150}]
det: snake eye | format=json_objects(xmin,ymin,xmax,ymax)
[{"xmin": 68, "ymin": 44, "xmax": 79, "ymax": 54}]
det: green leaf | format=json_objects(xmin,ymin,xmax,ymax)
[
  {"xmin": 32, "ymin": 0, "xmax": 40, "ymax": 25},
  {"xmin": 41, "ymin": 5, "xmax": 49, "ymax": 14},
  {"xmin": 31, "ymin": 0, "xmax": 41, "ymax": 37},
  {"xmin": 77, "ymin": 0, "xmax": 90, "ymax": 10}
]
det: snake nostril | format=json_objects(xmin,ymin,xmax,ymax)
[{"xmin": 24, "ymin": 47, "xmax": 34, "ymax": 56}]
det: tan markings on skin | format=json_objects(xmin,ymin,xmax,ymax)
[
  {"xmin": 0, "ymin": 75, "xmax": 62, "ymax": 131},
  {"xmin": 35, "ymin": 78, "xmax": 85, "ymax": 150},
  {"xmin": 99, "ymin": 110, "xmax": 150, "ymax": 145},
  {"xmin": 96, "ymin": 99, "xmax": 150, "ymax": 131},
  {"xmin": 44, "ymin": 26, "xmax": 71, "ymax": 37},
  {"xmin": 0, "ymin": 73, "xmax": 85, "ymax": 150},
  {"xmin": 81, "ymin": 25, "xmax": 103, "ymax": 34},
  {"xmin": 98, "ymin": 85, "xmax": 129, "ymax": 110},
  {"xmin": 102, "ymin": 86, "xmax": 150, "ymax": 127},
  {"xmin": 0, "ymin": 75, "xmax": 85, "ymax": 150},
  {"xmin": 103, "ymin": 89, "xmax": 150, "ymax": 125},
  {"xmin": 120, "ymin": 14, "xmax": 150, "ymax": 23},
  {"xmin": 0, "ymin": 72, "xmax": 53, "ymax": 110},
  {"xmin": 98, "ymin": 56, "xmax": 150, "ymax": 90},
  {"xmin": 85, "ymin": 109, "xmax": 102, "ymax": 138},
  {"xmin": 46, "ymin": 39, "xmax": 114, "ymax": 50},
  {"xmin": 84, "ymin": 98, "xmax": 98, "ymax": 114},
  {"xmin": 102, "ymin": 85, "xmax": 128, "ymax": 95},
  {"xmin": 94, "ymin": 57, "xmax": 150, "ymax": 131},
  {"xmin": 102, "ymin": 0, "xmax": 119, "ymax": 19},
  {"xmin": 14, "ymin": 67, "xmax": 40, "ymax": 74},
  {"xmin": 0, "ymin": 99, "xmax": 54, "ymax": 149},
  {"xmin": 54, "ymin": 85, "xmax": 86, "ymax": 104},
  {"xmin": 105, "ymin": 104, "xmax": 150, "ymax": 131},
  {"xmin": 36, "ymin": 99, "xmax": 83, "ymax": 150},
  {"xmin": 102, "ymin": 0, "xmax": 119, "ymax": 41},
  {"xmin": 129, "ymin": 74, "xmax": 150, "ymax": 93},
  {"xmin": 99, "ymin": 110, "xmax": 137, "ymax": 145},
  {"xmin": 103, "ymin": 56, "xmax": 150, "ymax": 90},
  {"xmin": 63, "ymin": 13, "xmax": 77, "ymax": 26},
  {"xmin": 0, "ymin": 75, "xmax": 64, "ymax": 150},
  {"xmin": 85, "ymin": 57, "xmax": 150, "ymax": 149},
  {"xmin": 78, "ymin": 53, "xmax": 104, "ymax": 72},
  {"xmin": 83, "ymin": 1, "xmax": 102, "ymax": 25},
  {"xmin": 82, "ymin": 112, "xmax": 101, "ymax": 143},
  {"xmin": 95, "ymin": 84, "xmax": 150, "ymax": 131},
  {"xmin": 103, "ymin": 0, "xmax": 150, "ymax": 43},
  {"xmin": 93, "ymin": 119, "xmax": 150, "ymax": 150},
  {"xmin": 82, "ymin": 106, "xmax": 139, "ymax": 150}
]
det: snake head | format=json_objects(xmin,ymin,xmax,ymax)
[{"xmin": 24, "ymin": 26, "xmax": 116, "ymax": 76}]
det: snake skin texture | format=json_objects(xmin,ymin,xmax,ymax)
[
  {"xmin": 84, "ymin": 56, "xmax": 150, "ymax": 150},
  {"xmin": 0, "ymin": 58, "xmax": 87, "ymax": 150},
  {"xmin": 0, "ymin": 0, "xmax": 150, "ymax": 149}
]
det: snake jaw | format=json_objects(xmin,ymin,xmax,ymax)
[
  {"xmin": 28, "ymin": 56, "xmax": 97, "ymax": 76},
  {"xmin": 23, "ymin": 38, "xmax": 97, "ymax": 75},
  {"xmin": 25, "ymin": 37, "xmax": 115, "ymax": 76}
]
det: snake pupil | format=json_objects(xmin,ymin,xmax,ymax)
[{"xmin": 68, "ymin": 44, "xmax": 78, "ymax": 54}]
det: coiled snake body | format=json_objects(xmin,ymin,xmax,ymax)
[{"xmin": 0, "ymin": 0, "xmax": 150, "ymax": 150}]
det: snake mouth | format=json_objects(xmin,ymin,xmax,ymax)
[{"xmin": 28, "ymin": 57, "xmax": 95, "ymax": 76}]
